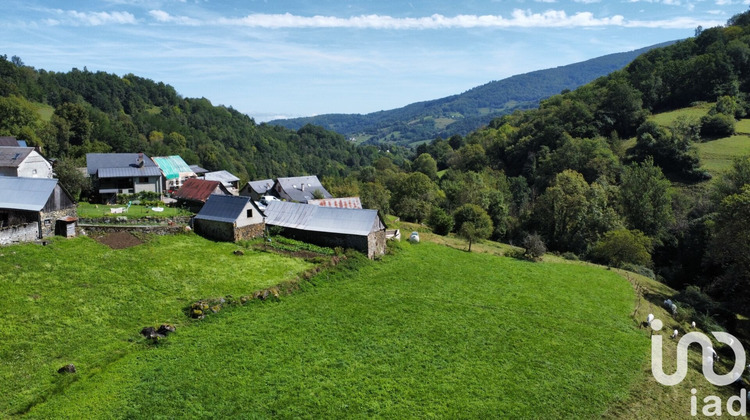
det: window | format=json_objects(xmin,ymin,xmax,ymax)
[{"xmin": 246, "ymin": 209, "xmax": 253, "ymax": 218}]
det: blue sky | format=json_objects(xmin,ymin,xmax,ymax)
[{"xmin": 1, "ymin": 1, "xmax": 748, "ymax": 121}]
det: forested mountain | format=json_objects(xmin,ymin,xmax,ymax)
[
  {"xmin": 271, "ymin": 42, "xmax": 675, "ymax": 147},
  {"xmin": 0, "ymin": 57, "xmax": 407, "ymax": 187}
]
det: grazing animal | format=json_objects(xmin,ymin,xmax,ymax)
[
  {"xmin": 646, "ymin": 313, "xmax": 655, "ymax": 327},
  {"xmin": 671, "ymin": 329, "xmax": 679, "ymax": 339},
  {"xmin": 691, "ymin": 321, "xmax": 696, "ymax": 329}
]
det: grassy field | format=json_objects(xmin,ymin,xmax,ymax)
[
  {"xmin": 77, "ymin": 202, "xmax": 192, "ymax": 219},
  {"xmin": 0, "ymin": 233, "xmax": 313, "ymax": 416},
  {"xmin": 22, "ymin": 241, "xmax": 648, "ymax": 418},
  {"xmin": 634, "ymin": 105, "xmax": 750, "ymax": 175}
]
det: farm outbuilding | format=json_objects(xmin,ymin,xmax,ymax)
[
  {"xmin": 203, "ymin": 170, "xmax": 240, "ymax": 194},
  {"xmin": 0, "ymin": 177, "xmax": 77, "ymax": 245},
  {"xmin": 193, "ymin": 194, "xmax": 265, "ymax": 242},
  {"xmin": 173, "ymin": 178, "xmax": 231, "ymax": 212},
  {"xmin": 240, "ymin": 179, "xmax": 274, "ymax": 201},
  {"xmin": 273, "ymin": 175, "xmax": 332, "ymax": 203},
  {"xmin": 264, "ymin": 201, "xmax": 386, "ymax": 259},
  {"xmin": 152, "ymin": 155, "xmax": 196, "ymax": 191}
]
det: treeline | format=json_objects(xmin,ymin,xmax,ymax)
[
  {"xmin": 0, "ymin": 57, "xmax": 409, "ymax": 187},
  {"xmin": 327, "ymin": 11, "xmax": 750, "ymax": 317}
]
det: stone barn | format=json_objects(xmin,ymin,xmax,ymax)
[
  {"xmin": 0, "ymin": 177, "xmax": 77, "ymax": 245},
  {"xmin": 193, "ymin": 194, "xmax": 265, "ymax": 242},
  {"xmin": 264, "ymin": 201, "xmax": 386, "ymax": 259}
]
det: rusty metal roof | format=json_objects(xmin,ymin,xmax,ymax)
[
  {"xmin": 307, "ymin": 197, "xmax": 362, "ymax": 209},
  {"xmin": 265, "ymin": 201, "xmax": 384, "ymax": 236},
  {"xmin": 173, "ymin": 178, "xmax": 227, "ymax": 203}
]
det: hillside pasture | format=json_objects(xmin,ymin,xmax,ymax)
[
  {"xmin": 0, "ymin": 234, "xmax": 313, "ymax": 416},
  {"xmin": 23, "ymin": 242, "xmax": 647, "ymax": 418}
]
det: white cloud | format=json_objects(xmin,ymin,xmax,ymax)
[
  {"xmin": 148, "ymin": 10, "xmax": 201, "ymax": 25},
  {"xmin": 573, "ymin": 0, "xmax": 602, "ymax": 3},
  {"xmin": 203, "ymin": 10, "xmax": 722, "ymax": 30},
  {"xmin": 44, "ymin": 9, "xmax": 137, "ymax": 26}
]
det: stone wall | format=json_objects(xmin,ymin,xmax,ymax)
[
  {"xmin": 235, "ymin": 222, "xmax": 265, "ymax": 241},
  {"xmin": 194, "ymin": 219, "xmax": 265, "ymax": 242},
  {"xmin": 0, "ymin": 222, "xmax": 39, "ymax": 245},
  {"xmin": 278, "ymin": 228, "xmax": 385, "ymax": 259},
  {"xmin": 40, "ymin": 207, "xmax": 77, "ymax": 238},
  {"xmin": 79, "ymin": 224, "xmax": 185, "ymax": 236},
  {"xmin": 194, "ymin": 219, "xmax": 234, "ymax": 242}
]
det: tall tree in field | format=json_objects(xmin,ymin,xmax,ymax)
[{"xmin": 453, "ymin": 203, "xmax": 493, "ymax": 252}]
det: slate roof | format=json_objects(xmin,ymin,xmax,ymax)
[
  {"xmin": 194, "ymin": 194, "xmax": 259, "ymax": 223},
  {"xmin": 0, "ymin": 147, "xmax": 34, "ymax": 168},
  {"xmin": 247, "ymin": 179, "xmax": 274, "ymax": 195},
  {"xmin": 275, "ymin": 175, "xmax": 332, "ymax": 203},
  {"xmin": 0, "ymin": 137, "xmax": 20, "ymax": 147},
  {"xmin": 0, "ymin": 177, "xmax": 58, "ymax": 211},
  {"xmin": 265, "ymin": 201, "xmax": 384, "ymax": 236},
  {"xmin": 189, "ymin": 165, "xmax": 208, "ymax": 175},
  {"xmin": 307, "ymin": 197, "xmax": 362, "ymax": 209},
  {"xmin": 153, "ymin": 156, "xmax": 194, "ymax": 180},
  {"xmin": 173, "ymin": 178, "xmax": 227, "ymax": 203},
  {"xmin": 204, "ymin": 170, "xmax": 240, "ymax": 185},
  {"xmin": 86, "ymin": 153, "xmax": 158, "ymax": 176}
]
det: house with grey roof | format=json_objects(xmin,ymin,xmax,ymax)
[
  {"xmin": 0, "ymin": 177, "xmax": 77, "ymax": 245},
  {"xmin": 272, "ymin": 175, "xmax": 332, "ymax": 203},
  {"xmin": 203, "ymin": 170, "xmax": 240, "ymax": 195},
  {"xmin": 0, "ymin": 147, "xmax": 53, "ymax": 178},
  {"xmin": 193, "ymin": 194, "xmax": 265, "ymax": 242},
  {"xmin": 240, "ymin": 179, "xmax": 274, "ymax": 201},
  {"xmin": 0, "ymin": 136, "xmax": 21, "ymax": 147},
  {"xmin": 86, "ymin": 153, "xmax": 163, "ymax": 202},
  {"xmin": 264, "ymin": 200, "xmax": 386, "ymax": 259}
]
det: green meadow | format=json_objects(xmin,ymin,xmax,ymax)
[
  {"xmin": 15, "ymin": 240, "xmax": 648, "ymax": 418},
  {"xmin": 0, "ymin": 234, "xmax": 313, "ymax": 416}
]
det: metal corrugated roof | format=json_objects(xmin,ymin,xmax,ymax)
[
  {"xmin": 0, "ymin": 177, "xmax": 58, "ymax": 211},
  {"xmin": 275, "ymin": 175, "xmax": 332, "ymax": 203},
  {"xmin": 247, "ymin": 179, "xmax": 274, "ymax": 194},
  {"xmin": 153, "ymin": 156, "xmax": 193, "ymax": 180},
  {"xmin": 0, "ymin": 147, "xmax": 33, "ymax": 168},
  {"xmin": 204, "ymin": 170, "xmax": 240, "ymax": 184},
  {"xmin": 173, "ymin": 178, "xmax": 225, "ymax": 202},
  {"xmin": 194, "ymin": 194, "xmax": 255, "ymax": 223},
  {"xmin": 189, "ymin": 164, "xmax": 208, "ymax": 174},
  {"xmin": 307, "ymin": 197, "xmax": 362, "ymax": 209},
  {"xmin": 86, "ymin": 153, "xmax": 158, "ymax": 176},
  {"xmin": 265, "ymin": 201, "xmax": 383, "ymax": 236},
  {"xmin": 98, "ymin": 166, "xmax": 163, "ymax": 178}
]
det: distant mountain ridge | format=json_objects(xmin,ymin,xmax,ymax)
[{"xmin": 270, "ymin": 41, "xmax": 677, "ymax": 147}]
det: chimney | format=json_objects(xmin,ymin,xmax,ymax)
[
  {"xmin": 135, "ymin": 153, "xmax": 144, "ymax": 168},
  {"xmin": 301, "ymin": 184, "xmax": 305, "ymax": 191}
]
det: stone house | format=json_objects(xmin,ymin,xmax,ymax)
[
  {"xmin": 86, "ymin": 153, "xmax": 163, "ymax": 202},
  {"xmin": 0, "ymin": 147, "xmax": 53, "ymax": 178},
  {"xmin": 193, "ymin": 194, "xmax": 265, "ymax": 242}
]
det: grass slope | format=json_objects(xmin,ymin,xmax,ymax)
[
  {"xmin": 24, "ymin": 242, "xmax": 647, "ymax": 418},
  {"xmin": 0, "ymin": 234, "xmax": 313, "ymax": 416}
]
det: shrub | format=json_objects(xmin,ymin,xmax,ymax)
[
  {"xmin": 591, "ymin": 229, "xmax": 652, "ymax": 267},
  {"xmin": 620, "ymin": 263, "xmax": 655, "ymax": 279},
  {"xmin": 561, "ymin": 252, "xmax": 579, "ymax": 261},
  {"xmin": 700, "ymin": 113, "xmax": 735, "ymax": 138},
  {"xmin": 522, "ymin": 233, "xmax": 546, "ymax": 260},
  {"xmin": 427, "ymin": 206, "xmax": 454, "ymax": 235}
]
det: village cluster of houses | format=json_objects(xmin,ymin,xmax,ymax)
[{"xmin": 0, "ymin": 139, "xmax": 387, "ymax": 258}]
